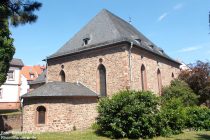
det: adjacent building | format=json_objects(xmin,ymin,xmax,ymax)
[
  {"xmin": 21, "ymin": 65, "xmax": 45, "ymax": 82},
  {"xmin": 0, "ymin": 58, "xmax": 24, "ymax": 110}
]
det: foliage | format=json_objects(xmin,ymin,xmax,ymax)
[
  {"xmin": 96, "ymin": 90, "xmax": 160, "ymax": 139},
  {"xmin": 179, "ymin": 61, "xmax": 210, "ymax": 105},
  {"xmin": 161, "ymin": 79, "xmax": 198, "ymax": 107},
  {"xmin": 0, "ymin": 0, "xmax": 41, "ymax": 85},
  {"xmin": 0, "ymin": 18, "xmax": 15, "ymax": 85},
  {"xmin": 0, "ymin": 0, "xmax": 42, "ymax": 26},
  {"xmin": 96, "ymin": 80, "xmax": 210, "ymax": 139},
  {"xmin": 185, "ymin": 106, "xmax": 210, "ymax": 131},
  {"xmin": 157, "ymin": 98, "xmax": 187, "ymax": 136}
]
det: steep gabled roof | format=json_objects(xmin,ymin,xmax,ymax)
[
  {"xmin": 22, "ymin": 81, "xmax": 98, "ymax": 98},
  {"xmin": 48, "ymin": 9, "xmax": 179, "ymax": 64}
]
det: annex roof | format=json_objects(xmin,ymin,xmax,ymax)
[
  {"xmin": 48, "ymin": 9, "xmax": 179, "ymax": 64},
  {"xmin": 22, "ymin": 81, "xmax": 98, "ymax": 98}
]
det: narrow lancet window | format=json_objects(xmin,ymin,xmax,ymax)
[{"xmin": 98, "ymin": 64, "xmax": 107, "ymax": 97}]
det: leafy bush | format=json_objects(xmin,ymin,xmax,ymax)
[
  {"xmin": 96, "ymin": 90, "xmax": 159, "ymax": 139},
  {"xmin": 96, "ymin": 83, "xmax": 210, "ymax": 139},
  {"xmin": 161, "ymin": 79, "xmax": 198, "ymax": 107},
  {"xmin": 185, "ymin": 106, "xmax": 210, "ymax": 130},
  {"xmin": 157, "ymin": 99, "xmax": 186, "ymax": 136}
]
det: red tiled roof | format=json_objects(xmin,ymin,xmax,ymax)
[{"xmin": 21, "ymin": 65, "xmax": 46, "ymax": 81}]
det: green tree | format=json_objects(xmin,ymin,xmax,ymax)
[
  {"xmin": 179, "ymin": 61, "xmax": 210, "ymax": 106},
  {"xmin": 161, "ymin": 79, "xmax": 198, "ymax": 107},
  {"xmin": 0, "ymin": 0, "xmax": 42, "ymax": 85}
]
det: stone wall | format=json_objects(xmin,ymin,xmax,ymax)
[
  {"xmin": 48, "ymin": 44, "xmax": 129, "ymax": 96},
  {"xmin": 23, "ymin": 97, "xmax": 98, "ymax": 132},
  {"xmin": 130, "ymin": 47, "xmax": 180, "ymax": 94},
  {"xmin": 0, "ymin": 114, "xmax": 22, "ymax": 131},
  {"xmin": 48, "ymin": 43, "xmax": 180, "ymax": 96}
]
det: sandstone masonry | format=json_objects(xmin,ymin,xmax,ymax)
[{"xmin": 23, "ymin": 97, "xmax": 97, "ymax": 132}]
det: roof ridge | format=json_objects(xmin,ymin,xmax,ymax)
[{"xmin": 102, "ymin": 9, "xmax": 124, "ymax": 40}]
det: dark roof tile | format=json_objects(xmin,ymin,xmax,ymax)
[
  {"xmin": 10, "ymin": 58, "xmax": 24, "ymax": 67},
  {"xmin": 22, "ymin": 81, "xmax": 98, "ymax": 98},
  {"xmin": 47, "ymin": 9, "xmax": 179, "ymax": 64},
  {"xmin": 28, "ymin": 69, "xmax": 46, "ymax": 85}
]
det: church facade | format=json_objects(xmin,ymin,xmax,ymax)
[{"xmin": 22, "ymin": 9, "xmax": 180, "ymax": 132}]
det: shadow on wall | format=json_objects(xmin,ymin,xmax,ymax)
[{"xmin": 0, "ymin": 116, "xmax": 12, "ymax": 132}]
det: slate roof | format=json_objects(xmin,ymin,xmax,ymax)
[
  {"xmin": 28, "ymin": 69, "xmax": 46, "ymax": 85},
  {"xmin": 10, "ymin": 58, "xmax": 24, "ymax": 67},
  {"xmin": 48, "ymin": 9, "xmax": 180, "ymax": 64},
  {"xmin": 22, "ymin": 81, "xmax": 98, "ymax": 98}
]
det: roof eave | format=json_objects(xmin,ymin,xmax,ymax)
[
  {"xmin": 47, "ymin": 39, "xmax": 181, "ymax": 65},
  {"xmin": 22, "ymin": 95, "xmax": 99, "ymax": 99}
]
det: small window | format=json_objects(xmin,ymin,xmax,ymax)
[
  {"xmin": 149, "ymin": 44, "xmax": 154, "ymax": 49},
  {"xmin": 157, "ymin": 69, "xmax": 162, "ymax": 95},
  {"xmin": 134, "ymin": 39, "xmax": 141, "ymax": 45},
  {"xmin": 172, "ymin": 73, "xmax": 174, "ymax": 78},
  {"xmin": 30, "ymin": 73, "xmax": 35, "ymax": 79},
  {"xmin": 98, "ymin": 64, "xmax": 107, "ymax": 97},
  {"xmin": 7, "ymin": 70, "xmax": 14, "ymax": 80},
  {"xmin": 141, "ymin": 55, "xmax": 144, "ymax": 59},
  {"xmin": 59, "ymin": 70, "xmax": 66, "ymax": 82},
  {"xmin": 159, "ymin": 50, "xmax": 164, "ymax": 54},
  {"xmin": 83, "ymin": 38, "xmax": 90, "ymax": 46},
  {"xmin": 0, "ymin": 88, "xmax": 2, "ymax": 99},
  {"xmin": 141, "ymin": 64, "xmax": 147, "ymax": 90},
  {"xmin": 37, "ymin": 106, "xmax": 46, "ymax": 124}
]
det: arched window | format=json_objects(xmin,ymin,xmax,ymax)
[
  {"xmin": 172, "ymin": 72, "xmax": 174, "ymax": 78},
  {"xmin": 157, "ymin": 69, "xmax": 162, "ymax": 95},
  {"xmin": 59, "ymin": 70, "xmax": 65, "ymax": 82},
  {"xmin": 98, "ymin": 64, "xmax": 107, "ymax": 97},
  {"xmin": 141, "ymin": 64, "xmax": 147, "ymax": 90},
  {"xmin": 37, "ymin": 106, "xmax": 46, "ymax": 124}
]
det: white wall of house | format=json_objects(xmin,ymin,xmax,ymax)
[
  {"xmin": 0, "ymin": 67, "xmax": 21, "ymax": 103},
  {"xmin": 20, "ymin": 75, "xmax": 29, "ymax": 96}
]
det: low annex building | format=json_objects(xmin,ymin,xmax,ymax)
[{"xmin": 22, "ymin": 9, "xmax": 180, "ymax": 132}]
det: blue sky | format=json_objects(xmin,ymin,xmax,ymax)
[{"xmin": 11, "ymin": 0, "xmax": 210, "ymax": 65}]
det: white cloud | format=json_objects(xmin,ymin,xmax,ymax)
[
  {"xmin": 157, "ymin": 3, "xmax": 184, "ymax": 23},
  {"xmin": 173, "ymin": 3, "xmax": 184, "ymax": 10},
  {"xmin": 178, "ymin": 46, "xmax": 202, "ymax": 52},
  {"xmin": 157, "ymin": 12, "xmax": 168, "ymax": 22}
]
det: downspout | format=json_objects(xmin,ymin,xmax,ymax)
[
  {"xmin": 128, "ymin": 42, "xmax": 134, "ymax": 89},
  {"xmin": 46, "ymin": 57, "xmax": 48, "ymax": 83},
  {"xmin": 21, "ymin": 96, "xmax": 23, "ymax": 131}
]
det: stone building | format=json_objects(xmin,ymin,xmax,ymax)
[{"xmin": 22, "ymin": 9, "xmax": 180, "ymax": 132}]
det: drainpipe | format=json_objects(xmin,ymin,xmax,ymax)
[
  {"xmin": 46, "ymin": 57, "xmax": 48, "ymax": 83},
  {"xmin": 20, "ymin": 96, "xmax": 23, "ymax": 131},
  {"xmin": 128, "ymin": 42, "xmax": 134, "ymax": 89}
]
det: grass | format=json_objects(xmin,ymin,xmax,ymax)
[
  {"xmin": 153, "ymin": 130, "xmax": 210, "ymax": 140},
  {"xmin": 12, "ymin": 129, "xmax": 210, "ymax": 140}
]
